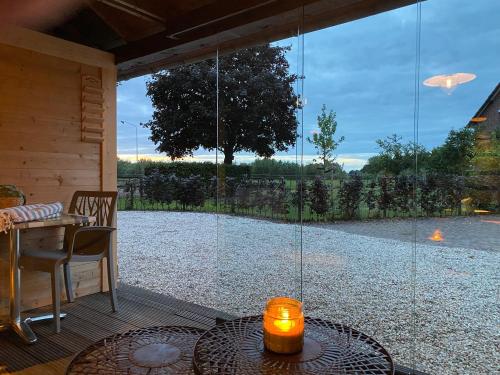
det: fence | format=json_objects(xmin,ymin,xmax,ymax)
[{"xmin": 117, "ymin": 173, "xmax": 499, "ymax": 222}]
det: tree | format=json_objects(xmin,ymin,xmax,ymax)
[
  {"xmin": 307, "ymin": 105, "xmax": 344, "ymax": 172},
  {"xmin": 362, "ymin": 134, "xmax": 429, "ymax": 176},
  {"xmin": 144, "ymin": 45, "xmax": 298, "ymax": 164},
  {"xmin": 428, "ymin": 127, "xmax": 476, "ymax": 175}
]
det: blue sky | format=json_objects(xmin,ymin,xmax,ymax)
[{"xmin": 117, "ymin": 0, "xmax": 499, "ymax": 170}]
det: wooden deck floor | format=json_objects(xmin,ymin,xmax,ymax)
[{"xmin": 0, "ymin": 284, "xmax": 234, "ymax": 374}]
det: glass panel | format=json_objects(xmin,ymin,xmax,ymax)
[
  {"xmin": 216, "ymin": 9, "xmax": 305, "ymax": 316},
  {"xmin": 116, "ymin": 58, "xmax": 218, "ymax": 310},
  {"xmin": 416, "ymin": 0, "xmax": 499, "ymax": 373},
  {"xmin": 300, "ymin": 1, "xmax": 421, "ymax": 371}
]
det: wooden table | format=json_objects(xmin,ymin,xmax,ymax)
[{"xmin": 0, "ymin": 214, "xmax": 95, "ymax": 344}]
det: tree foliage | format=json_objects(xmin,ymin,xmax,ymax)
[
  {"xmin": 428, "ymin": 127, "xmax": 476, "ymax": 175},
  {"xmin": 144, "ymin": 44, "xmax": 298, "ymax": 164},
  {"xmin": 361, "ymin": 127, "xmax": 477, "ymax": 177},
  {"xmin": 307, "ymin": 105, "xmax": 345, "ymax": 172},
  {"xmin": 362, "ymin": 134, "xmax": 429, "ymax": 176}
]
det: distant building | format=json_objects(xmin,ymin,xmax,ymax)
[
  {"xmin": 468, "ymin": 82, "xmax": 500, "ymax": 143},
  {"xmin": 467, "ymin": 83, "xmax": 499, "ymax": 210}
]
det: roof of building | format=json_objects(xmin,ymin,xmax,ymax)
[
  {"xmin": 472, "ymin": 82, "xmax": 500, "ymax": 119},
  {"xmin": 1, "ymin": 0, "xmax": 417, "ymax": 80}
]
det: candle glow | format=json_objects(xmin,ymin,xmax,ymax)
[{"xmin": 263, "ymin": 297, "xmax": 304, "ymax": 354}]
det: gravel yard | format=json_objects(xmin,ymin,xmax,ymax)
[{"xmin": 118, "ymin": 211, "xmax": 499, "ymax": 375}]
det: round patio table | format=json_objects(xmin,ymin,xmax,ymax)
[
  {"xmin": 193, "ymin": 316, "xmax": 394, "ymax": 375},
  {"xmin": 66, "ymin": 326, "xmax": 205, "ymax": 374}
]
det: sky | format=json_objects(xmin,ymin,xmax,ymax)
[{"xmin": 117, "ymin": 0, "xmax": 499, "ymax": 171}]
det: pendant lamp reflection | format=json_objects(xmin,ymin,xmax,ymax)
[
  {"xmin": 423, "ymin": 73, "xmax": 476, "ymax": 95},
  {"xmin": 470, "ymin": 116, "xmax": 487, "ymax": 124}
]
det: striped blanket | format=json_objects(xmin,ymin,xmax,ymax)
[{"xmin": 0, "ymin": 202, "xmax": 63, "ymax": 233}]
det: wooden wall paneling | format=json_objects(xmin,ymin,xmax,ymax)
[
  {"xmin": 0, "ymin": 26, "xmax": 116, "ymax": 316},
  {"xmin": 100, "ymin": 65, "xmax": 118, "ymax": 292}
]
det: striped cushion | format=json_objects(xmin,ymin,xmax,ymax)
[{"xmin": 0, "ymin": 202, "xmax": 63, "ymax": 224}]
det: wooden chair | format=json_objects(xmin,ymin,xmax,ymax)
[{"xmin": 19, "ymin": 191, "xmax": 118, "ymax": 333}]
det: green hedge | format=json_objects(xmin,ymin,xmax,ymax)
[{"xmin": 143, "ymin": 161, "xmax": 251, "ymax": 179}]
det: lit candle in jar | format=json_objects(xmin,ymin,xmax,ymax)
[{"xmin": 263, "ymin": 297, "xmax": 304, "ymax": 354}]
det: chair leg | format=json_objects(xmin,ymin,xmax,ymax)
[
  {"xmin": 63, "ymin": 263, "xmax": 75, "ymax": 303},
  {"xmin": 51, "ymin": 268, "xmax": 62, "ymax": 333},
  {"xmin": 106, "ymin": 251, "xmax": 119, "ymax": 312}
]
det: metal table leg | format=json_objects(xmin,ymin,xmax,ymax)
[{"xmin": 2, "ymin": 229, "xmax": 66, "ymax": 344}]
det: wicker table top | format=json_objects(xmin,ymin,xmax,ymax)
[
  {"xmin": 193, "ymin": 316, "xmax": 394, "ymax": 375},
  {"xmin": 66, "ymin": 326, "xmax": 205, "ymax": 374}
]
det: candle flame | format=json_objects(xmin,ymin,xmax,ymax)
[
  {"xmin": 273, "ymin": 307, "xmax": 294, "ymax": 331},
  {"xmin": 428, "ymin": 229, "xmax": 444, "ymax": 242}
]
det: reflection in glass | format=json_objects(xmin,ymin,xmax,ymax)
[{"xmin": 416, "ymin": 0, "xmax": 499, "ymax": 373}]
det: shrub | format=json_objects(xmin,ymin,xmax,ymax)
[
  {"xmin": 234, "ymin": 180, "xmax": 252, "ymax": 211},
  {"xmin": 251, "ymin": 179, "xmax": 269, "ymax": 214},
  {"xmin": 364, "ymin": 181, "xmax": 378, "ymax": 218},
  {"xmin": 444, "ymin": 175, "xmax": 465, "ymax": 214},
  {"xmin": 123, "ymin": 179, "xmax": 137, "ymax": 210},
  {"xmin": 338, "ymin": 175, "xmax": 363, "ymax": 219},
  {"xmin": 176, "ymin": 175, "xmax": 205, "ymax": 209},
  {"xmin": 393, "ymin": 175, "xmax": 413, "ymax": 215},
  {"xmin": 270, "ymin": 178, "xmax": 289, "ymax": 216},
  {"xmin": 419, "ymin": 174, "xmax": 439, "ymax": 216},
  {"xmin": 377, "ymin": 176, "xmax": 394, "ymax": 218},
  {"xmin": 291, "ymin": 180, "xmax": 308, "ymax": 219},
  {"xmin": 309, "ymin": 177, "xmax": 329, "ymax": 217},
  {"xmin": 144, "ymin": 161, "xmax": 250, "ymax": 180},
  {"xmin": 143, "ymin": 170, "xmax": 175, "ymax": 204}
]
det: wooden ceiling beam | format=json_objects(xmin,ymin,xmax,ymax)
[
  {"xmin": 111, "ymin": 0, "xmax": 318, "ymax": 63},
  {"xmin": 95, "ymin": 0, "xmax": 166, "ymax": 24},
  {"xmin": 89, "ymin": 1, "xmax": 164, "ymax": 42}
]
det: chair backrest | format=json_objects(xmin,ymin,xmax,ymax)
[
  {"xmin": 67, "ymin": 226, "xmax": 115, "ymax": 259},
  {"xmin": 69, "ymin": 191, "xmax": 117, "ymax": 227}
]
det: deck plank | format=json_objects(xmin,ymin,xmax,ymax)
[{"xmin": 0, "ymin": 285, "xmax": 229, "ymax": 374}]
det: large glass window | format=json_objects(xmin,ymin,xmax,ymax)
[
  {"xmin": 216, "ymin": 10, "xmax": 305, "ymax": 316},
  {"xmin": 300, "ymin": 2, "xmax": 420, "ymax": 371},
  {"xmin": 416, "ymin": 0, "xmax": 499, "ymax": 373}
]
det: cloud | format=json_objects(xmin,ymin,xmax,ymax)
[
  {"xmin": 118, "ymin": 152, "xmax": 375, "ymax": 171},
  {"xmin": 117, "ymin": 0, "xmax": 499, "ymax": 168}
]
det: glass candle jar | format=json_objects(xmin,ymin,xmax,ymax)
[{"xmin": 263, "ymin": 297, "xmax": 304, "ymax": 354}]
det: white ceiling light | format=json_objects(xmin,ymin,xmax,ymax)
[{"xmin": 423, "ymin": 73, "xmax": 476, "ymax": 94}]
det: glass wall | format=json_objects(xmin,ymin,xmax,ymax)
[
  {"xmin": 211, "ymin": 1, "xmax": 498, "ymax": 373},
  {"xmin": 118, "ymin": 0, "xmax": 497, "ymax": 372},
  {"xmin": 416, "ymin": 0, "xmax": 500, "ymax": 373},
  {"xmin": 216, "ymin": 9, "xmax": 305, "ymax": 316},
  {"xmin": 299, "ymin": 2, "xmax": 420, "ymax": 371}
]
